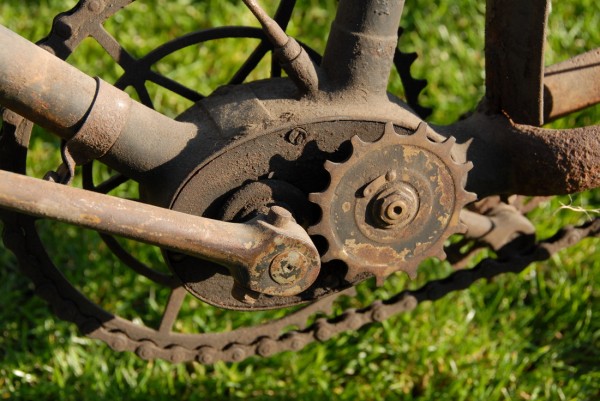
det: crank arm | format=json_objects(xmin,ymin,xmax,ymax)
[{"xmin": 0, "ymin": 169, "xmax": 320, "ymax": 297}]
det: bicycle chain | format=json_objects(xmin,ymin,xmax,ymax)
[
  {"xmin": 5, "ymin": 215, "xmax": 598, "ymax": 364},
  {"xmin": 3, "ymin": 0, "xmax": 599, "ymax": 364}
]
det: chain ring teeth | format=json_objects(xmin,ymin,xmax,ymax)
[{"xmin": 309, "ymin": 122, "xmax": 474, "ymax": 284}]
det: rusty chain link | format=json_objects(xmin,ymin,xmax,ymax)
[{"xmin": 6, "ymin": 213, "xmax": 598, "ymax": 364}]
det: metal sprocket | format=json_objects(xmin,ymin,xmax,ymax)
[{"xmin": 309, "ymin": 122, "xmax": 475, "ymax": 284}]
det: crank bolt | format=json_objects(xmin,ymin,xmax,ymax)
[
  {"xmin": 286, "ymin": 128, "xmax": 308, "ymax": 146},
  {"xmin": 385, "ymin": 170, "xmax": 397, "ymax": 182},
  {"xmin": 269, "ymin": 250, "xmax": 309, "ymax": 285},
  {"xmin": 266, "ymin": 205, "xmax": 294, "ymax": 228}
]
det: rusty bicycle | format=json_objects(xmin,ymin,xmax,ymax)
[{"xmin": 0, "ymin": 0, "xmax": 598, "ymax": 365}]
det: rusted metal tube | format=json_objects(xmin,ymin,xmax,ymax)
[
  {"xmin": 321, "ymin": 0, "xmax": 405, "ymax": 98},
  {"xmin": 544, "ymin": 48, "xmax": 600, "ymax": 122},
  {"xmin": 0, "ymin": 169, "xmax": 320, "ymax": 296},
  {"xmin": 0, "ymin": 23, "xmax": 201, "ymax": 187},
  {"xmin": 0, "ymin": 24, "xmax": 96, "ymax": 138},
  {"xmin": 444, "ymin": 113, "xmax": 600, "ymax": 196},
  {"xmin": 485, "ymin": 0, "xmax": 549, "ymax": 126},
  {"xmin": 243, "ymin": 0, "xmax": 319, "ymax": 95},
  {"xmin": 507, "ymin": 123, "xmax": 600, "ymax": 195}
]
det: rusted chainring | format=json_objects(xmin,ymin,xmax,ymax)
[{"xmin": 309, "ymin": 122, "xmax": 475, "ymax": 284}]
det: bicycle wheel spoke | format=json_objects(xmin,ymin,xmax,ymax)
[
  {"xmin": 92, "ymin": 173, "xmax": 129, "ymax": 194},
  {"xmin": 93, "ymin": 25, "xmax": 137, "ymax": 70},
  {"xmin": 544, "ymin": 48, "xmax": 600, "ymax": 122},
  {"xmin": 134, "ymin": 82, "xmax": 155, "ymax": 108},
  {"xmin": 229, "ymin": 41, "xmax": 271, "ymax": 85},
  {"xmin": 485, "ymin": 0, "xmax": 550, "ymax": 126},
  {"xmin": 100, "ymin": 233, "xmax": 177, "ymax": 288},
  {"xmin": 82, "ymin": 166, "xmax": 128, "ymax": 194},
  {"xmin": 273, "ymin": 0, "xmax": 296, "ymax": 31},
  {"xmin": 146, "ymin": 70, "xmax": 203, "ymax": 102},
  {"xmin": 158, "ymin": 286, "xmax": 187, "ymax": 334}
]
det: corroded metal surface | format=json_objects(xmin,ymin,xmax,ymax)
[
  {"xmin": 322, "ymin": 0, "xmax": 405, "ymax": 97},
  {"xmin": 0, "ymin": 24, "xmax": 97, "ymax": 137},
  {"xmin": 544, "ymin": 48, "xmax": 600, "ymax": 121},
  {"xmin": 484, "ymin": 0, "xmax": 549, "ymax": 125},
  {"xmin": 309, "ymin": 122, "xmax": 474, "ymax": 283},
  {"xmin": 0, "ymin": 0, "xmax": 598, "ymax": 364},
  {"xmin": 443, "ymin": 114, "xmax": 600, "ymax": 196},
  {"xmin": 0, "ymin": 169, "xmax": 320, "ymax": 297},
  {"xmin": 243, "ymin": 0, "xmax": 320, "ymax": 95},
  {"xmin": 3, "ymin": 200, "xmax": 597, "ymax": 363}
]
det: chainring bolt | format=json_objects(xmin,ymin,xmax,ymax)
[
  {"xmin": 374, "ymin": 183, "xmax": 420, "ymax": 229},
  {"xmin": 286, "ymin": 128, "xmax": 308, "ymax": 145},
  {"xmin": 266, "ymin": 205, "xmax": 293, "ymax": 228}
]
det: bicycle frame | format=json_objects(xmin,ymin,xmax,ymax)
[{"xmin": 0, "ymin": 0, "xmax": 598, "ymax": 364}]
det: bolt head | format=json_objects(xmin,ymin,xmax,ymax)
[
  {"xmin": 269, "ymin": 250, "xmax": 308, "ymax": 285},
  {"xmin": 374, "ymin": 183, "xmax": 420, "ymax": 229},
  {"xmin": 385, "ymin": 170, "xmax": 397, "ymax": 182},
  {"xmin": 266, "ymin": 206, "xmax": 293, "ymax": 228},
  {"xmin": 286, "ymin": 128, "xmax": 308, "ymax": 145}
]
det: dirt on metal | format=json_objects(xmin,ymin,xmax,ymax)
[{"xmin": 0, "ymin": 0, "xmax": 598, "ymax": 365}]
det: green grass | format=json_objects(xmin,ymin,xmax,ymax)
[{"xmin": 1, "ymin": 0, "xmax": 599, "ymax": 400}]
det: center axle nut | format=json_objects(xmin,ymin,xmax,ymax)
[
  {"xmin": 373, "ymin": 181, "xmax": 420, "ymax": 229},
  {"xmin": 227, "ymin": 206, "xmax": 321, "ymax": 297}
]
